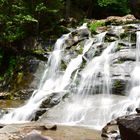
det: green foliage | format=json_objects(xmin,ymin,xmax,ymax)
[
  {"xmin": 7, "ymin": 57, "xmax": 16, "ymax": 76},
  {"xmin": 97, "ymin": 0, "xmax": 130, "ymax": 15},
  {"xmin": 98, "ymin": 0, "xmax": 119, "ymax": 6},
  {"xmin": 0, "ymin": 54, "xmax": 16, "ymax": 81},
  {"xmin": 89, "ymin": 21, "xmax": 105, "ymax": 33},
  {"xmin": 113, "ymin": 80, "xmax": 122, "ymax": 89},
  {"xmin": 0, "ymin": 49, "xmax": 3, "ymax": 66},
  {"xmin": 115, "ymin": 45, "xmax": 122, "ymax": 52},
  {"xmin": 0, "ymin": 0, "xmax": 63, "ymax": 44}
]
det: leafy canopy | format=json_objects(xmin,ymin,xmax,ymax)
[{"xmin": 0, "ymin": 0, "xmax": 63, "ymax": 44}]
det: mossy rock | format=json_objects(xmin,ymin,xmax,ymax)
[
  {"xmin": 105, "ymin": 34, "xmax": 119, "ymax": 42},
  {"xmin": 88, "ymin": 20, "xmax": 106, "ymax": 33},
  {"xmin": 131, "ymin": 32, "xmax": 136, "ymax": 43},
  {"xmin": 112, "ymin": 79, "xmax": 127, "ymax": 95},
  {"xmin": 61, "ymin": 61, "xmax": 67, "ymax": 70},
  {"xmin": 115, "ymin": 44, "xmax": 125, "ymax": 52}
]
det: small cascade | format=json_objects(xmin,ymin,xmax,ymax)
[
  {"xmin": 78, "ymin": 41, "xmax": 116, "ymax": 96},
  {"xmin": 128, "ymin": 31, "xmax": 140, "ymax": 109},
  {"xmin": 95, "ymin": 31, "xmax": 107, "ymax": 43},
  {"xmin": 108, "ymin": 31, "xmax": 140, "ymax": 119},
  {"xmin": 0, "ymin": 33, "xmax": 70, "ymax": 123},
  {"xmin": 60, "ymin": 55, "xmax": 83, "ymax": 90},
  {"xmin": 38, "ymin": 34, "xmax": 69, "ymax": 90}
]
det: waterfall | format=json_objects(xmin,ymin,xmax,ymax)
[
  {"xmin": 41, "ymin": 32, "xmax": 116, "ymax": 130},
  {"xmin": 1, "ymin": 24, "xmax": 140, "ymax": 130},
  {"xmin": 0, "ymin": 25, "xmax": 93, "ymax": 124},
  {"xmin": 45, "ymin": 42, "xmax": 116, "ymax": 129}
]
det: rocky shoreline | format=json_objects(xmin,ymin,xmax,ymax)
[{"xmin": 0, "ymin": 122, "xmax": 101, "ymax": 140}]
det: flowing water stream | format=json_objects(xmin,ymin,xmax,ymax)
[{"xmin": 1, "ymin": 25, "xmax": 140, "ymax": 130}]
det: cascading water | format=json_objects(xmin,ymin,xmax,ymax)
[
  {"xmin": 95, "ymin": 31, "xmax": 107, "ymax": 43},
  {"xmin": 128, "ymin": 31, "xmax": 140, "ymax": 110},
  {"xmin": 104, "ymin": 31, "xmax": 140, "ymax": 120},
  {"xmin": 44, "ymin": 41, "xmax": 117, "ymax": 129},
  {"xmin": 0, "ymin": 33, "xmax": 70, "ymax": 123},
  {"xmin": 1, "ymin": 24, "xmax": 140, "ymax": 131}
]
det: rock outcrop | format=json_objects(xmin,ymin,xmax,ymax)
[
  {"xmin": 102, "ymin": 109, "xmax": 140, "ymax": 140},
  {"xmin": 117, "ymin": 113, "xmax": 140, "ymax": 140}
]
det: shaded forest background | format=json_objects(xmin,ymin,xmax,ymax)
[{"xmin": 0, "ymin": 0, "xmax": 139, "ymax": 49}]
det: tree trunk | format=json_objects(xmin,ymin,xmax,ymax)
[{"xmin": 66, "ymin": 0, "xmax": 71, "ymax": 18}]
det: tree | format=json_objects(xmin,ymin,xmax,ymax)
[
  {"xmin": 63, "ymin": 0, "xmax": 130, "ymax": 19},
  {"xmin": 0, "ymin": 0, "xmax": 64, "ymax": 78},
  {"xmin": 0, "ymin": 0, "xmax": 63, "ymax": 47},
  {"xmin": 97, "ymin": 0, "xmax": 130, "ymax": 16}
]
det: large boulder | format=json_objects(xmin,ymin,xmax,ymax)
[{"xmin": 117, "ymin": 114, "xmax": 140, "ymax": 140}]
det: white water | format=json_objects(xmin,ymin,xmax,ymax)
[
  {"xmin": 95, "ymin": 31, "xmax": 107, "ymax": 43},
  {"xmin": 109, "ymin": 31, "xmax": 140, "ymax": 118},
  {"xmin": 43, "ymin": 30, "xmax": 140, "ymax": 130},
  {"xmin": 60, "ymin": 55, "xmax": 83, "ymax": 90},
  {"xmin": 128, "ymin": 31, "xmax": 140, "ymax": 109},
  {"xmin": 44, "ymin": 41, "xmax": 117, "ymax": 130},
  {"xmin": 1, "ymin": 25, "xmax": 140, "ymax": 131}
]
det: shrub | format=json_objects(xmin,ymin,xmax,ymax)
[{"xmin": 89, "ymin": 21, "xmax": 105, "ymax": 33}]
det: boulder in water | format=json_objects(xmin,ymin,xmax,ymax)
[
  {"xmin": 102, "ymin": 119, "xmax": 120, "ymax": 140},
  {"xmin": 117, "ymin": 114, "xmax": 140, "ymax": 140},
  {"xmin": 136, "ymin": 108, "xmax": 140, "ymax": 113}
]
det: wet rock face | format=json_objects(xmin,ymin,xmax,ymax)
[
  {"xmin": 61, "ymin": 23, "xmax": 139, "ymax": 97},
  {"xmin": 64, "ymin": 25, "xmax": 90, "ymax": 49},
  {"xmin": 112, "ymin": 79, "xmax": 129, "ymax": 95},
  {"xmin": 106, "ymin": 15, "xmax": 137, "ymax": 25},
  {"xmin": 14, "ymin": 89, "xmax": 34, "ymax": 100},
  {"xmin": 32, "ymin": 92, "xmax": 67, "ymax": 121},
  {"xmin": 117, "ymin": 114, "xmax": 140, "ymax": 140},
  {"xmin": 102, "ymin": 120, "xmax": 120, "ymax": 140}
]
